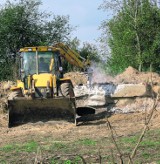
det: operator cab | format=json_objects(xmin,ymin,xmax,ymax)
[{"xmin": 19, "ymin": 46, "xmax": 63, "ymax": 78}]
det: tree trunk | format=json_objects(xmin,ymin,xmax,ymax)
[{"xmin": 135, "ymin": 31, "xmax": 142, "ymax": 71}]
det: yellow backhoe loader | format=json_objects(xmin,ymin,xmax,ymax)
[{"xmin": 8, "ymin": 43, "xmax": 94, "ymax": 127}]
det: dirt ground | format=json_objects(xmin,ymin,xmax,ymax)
[
  {"xmin": 0, "ymin": 66, "xmax": 160, "ymax": 163},
  {"xmin": 0, "ymin": 109, "xmax": 160, "ymax": 148}
]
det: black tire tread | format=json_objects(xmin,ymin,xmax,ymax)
[{"xmin": 60, "ymin": 82, "xmax": 74, "ymax": 98}]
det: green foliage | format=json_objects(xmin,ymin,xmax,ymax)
[
  {"xmin": 0, "ymin": 56, "xmax": 14, "ymax": 80},
  {"xmin": 101, "ymin": 0, "xmax": 160, "ymax": 74},
  {"xmin": 0, "ymin": 0, "xmax": 73, "ymax": 80},
  {"xmin": 0, "ymin": 0, "xmax": 102, "ymax": 79},
  {"xmin": 80, "ymin": 42, "xmax": 101, "ymax": 63}
]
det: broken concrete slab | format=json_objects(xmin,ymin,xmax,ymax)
[
  {"xmin": 112, "ymin": 84, "xmax": 151, "ymax": 97},
  {"xmin": 74, "ymin": 83, "xmax": 152, "ymax": 98}
]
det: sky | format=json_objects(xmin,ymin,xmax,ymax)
[
  {"xmin": 0, "ymin": 0, "xmax": 108, "ymax": 45},
  {"xmin": 40, "ymin": 0, "xmax": 107, "ymax": 44}
]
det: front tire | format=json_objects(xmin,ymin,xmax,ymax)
[
  {"xmin": 59, "ymin": 82, "xmax": 76, "ymax": 123},
  {"xmin": 59, "ymin": 82, "xmax": 75, "ymax": 98}
]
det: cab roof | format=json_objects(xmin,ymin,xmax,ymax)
[{"xmin": 19, "ymin": 46, "xmax": 58, "ymax": 52}]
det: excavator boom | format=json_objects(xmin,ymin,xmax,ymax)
[{"xmin": 54, "ymin": 43, "xmax": 91, "ymax": 69}]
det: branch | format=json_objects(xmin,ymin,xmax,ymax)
[
  {"xmin": 106, "ymin": 118, "xmax": 124, "ymax": 164},
  {"xmin": 128, "ymin": 92, "xmax": 159, "ymax": 164}
]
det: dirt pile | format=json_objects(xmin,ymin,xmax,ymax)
[
  {"xmin": 0, "ymin": 81, "xmax": 14, "ymax": 113},
  {"xmin": 114, "ymin": 66, "xmax": 160, "ymax": 84},
  {"xmin": 0, "ymin": 81, "xmax": 14, "ymax": 95},
  {"xmin": 65, "ymin": 66, "xmax": 160, "ymax": 86},
  {"xmin": 64, "ymin": 72, "xmax": 88, "ymax": 86}
]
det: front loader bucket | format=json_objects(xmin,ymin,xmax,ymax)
[{"xmin": 8, "ymin": 97, "xmax": 76, "ymax": 127}]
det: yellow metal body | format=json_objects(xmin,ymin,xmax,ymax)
[
  {"xmin": 19, "ymin": 46, "xmax": 57, "ymax": 52},
  {"xmin": 11, "ymin": 43, "xmax": 91, "ymax": 94},
  {"xmin": 54, "ymin": 43, "xmax": 91, "ymax": 69}
]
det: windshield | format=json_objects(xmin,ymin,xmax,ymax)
[{"xmin": 22, "ymin": 51, "xmax": 54, "ymax": 75}]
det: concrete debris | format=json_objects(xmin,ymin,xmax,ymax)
[
  {"xmin": 74, "ymin": 83, "xmax": 151, "ymax": 98},
  {"xmin": 74, "ymin": 83, "xmax": 158, "ymax": 113}
]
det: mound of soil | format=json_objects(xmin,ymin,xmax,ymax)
[
  {"xmin": 114, "ymin": 66, "xmax": 160, "ymax": 84},
  {"xmin": 0, "ymin": 81, "xmax": 14, "ymax": 114},
  {"xmin": 64, "ymin": 72, "xmax": 88, "ymax": 86},
  {"xmin": 65, "ymin": 66, "xmax": 160, "ymax": 85}
]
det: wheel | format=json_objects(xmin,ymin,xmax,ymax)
[
  {"xmin": 59, "ymin": 82, "xmax": 76, "ymax": 124},
  {"xmin": 59, "ymin": 82, "xmax": 75, "ymax": 98}
]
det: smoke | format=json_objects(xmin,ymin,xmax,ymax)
[{"xmin": 90, "ymin": 63, "xmax": 114, "ymax": 84}]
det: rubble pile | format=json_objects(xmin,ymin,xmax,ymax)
[
  {"xmin": 72, "ymin": 66, "xmax": 160, "ymax": 113},
  {"xmin": 0, "ymin": 66, "xmax": 160, "ymax": 114}
]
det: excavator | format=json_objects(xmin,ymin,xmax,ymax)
[{"xmin": 7, "ymin": 43, "xmax": 95, "ymax": 127}]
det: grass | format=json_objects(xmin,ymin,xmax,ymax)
[
  {"xmin": 0, "ymin": 140, "xmax": 38, "ymax": 153},
  {"xmin": 142, "ymin": 152, "xmax": 150, "ymax": 159},
  {"xmin": 50, "ymin": 155, "xmax": 85, "ymax": 164},
  {"xmin": 117, "ymin": 130, "xmax": 160, "ymax": 163},
  {"xmin": 0, "ymin": 129, "xmax": 160, "ymax": 163},
  {"xmin": 20, "ymin": 141, "xmax": 38, "ymax": 152},
  {"xmin": 51, "ymin": 142, "xmax": 67, "ymax": 149},
  {"xmin": 0, "ymin": 144, "xmax": 15, "ymax": 152},
  {"xmin": 120, "ymin": 135, "xmax": 138, "ymax": 144},
  {"xmin": 77, "ymin": 138, "xmax": 97, "ymax": 146}
]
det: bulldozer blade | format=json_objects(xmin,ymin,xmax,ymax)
[{"xmin": 8, "ymin": 97, "xmax": 76, "ymax": 127}]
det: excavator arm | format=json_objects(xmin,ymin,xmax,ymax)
[{"xmin": 54, "ymin": 43, "xmax": 91, "ymax": 70}]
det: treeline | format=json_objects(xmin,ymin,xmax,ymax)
[
  {"xmin": 1, "ymin": 0, "xmax": 160, "ymax": 80},
  {"xmin": 0, "ymin": 0, "xmax": 100, "ymax": 80},
  {"xmin": 100, "ymin": 0, "xmax": 160, "ymax": 74}
]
